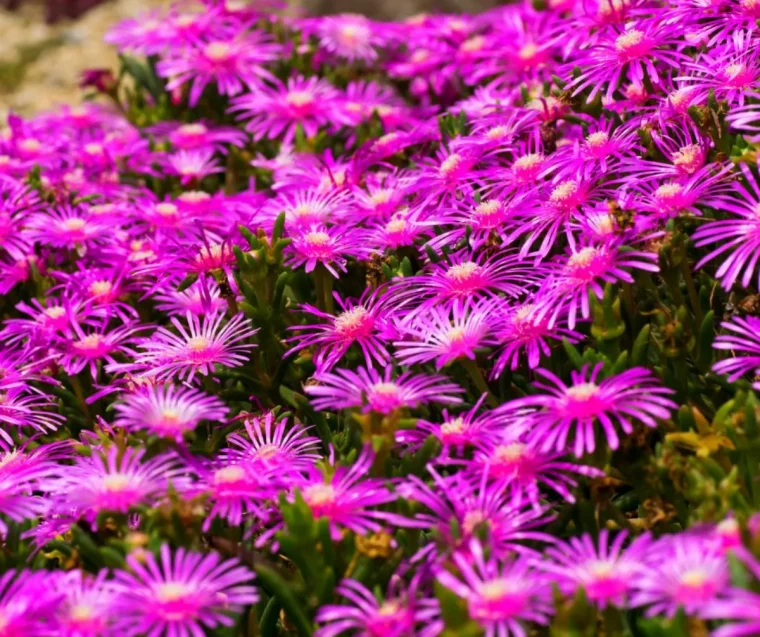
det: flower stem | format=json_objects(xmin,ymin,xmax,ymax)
[
  {"xmin": 682, "ymin": 259, "xmax": 702, "ymax": 325},
  {"xmin": 314, "ymin": 266, "xmax": 334, "ymax": 314},
  {"xmin": 460, "ymin": 358, "xmax": 498, "ymax": 408}
]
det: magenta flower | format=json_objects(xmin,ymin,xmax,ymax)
[
  {"xmin": 395, "ymin": 397, "xmax": 496, "ymax": 459},
  {"xmin": 472, "ymin": 433, "xmax": 604, "ymax": 509},
  {"xmin": 0, "ymin": 386, "xmax": 65, "ymax": 444},
  {"xmin": 188, "ymin": 455, "xmax": 273, "ymax": 530},
  {"xmin": 397, "ymin": 469, "xmax": 555, "ymax": 562},
  {"xmin": 509, "ymin": 364, "xmax": 676, "ymax": 457},
  {"xmin": 285, "ymin": 224, "xmax": 373, "ymax": 278},
  {"xmin": 0, "ymin": 570, "xmax": 63, "ymax": 636},
  {"xmin": 541, "ymin": 240, "xmax": 660, "ymax": 329},
  {"xmin": 112, "ymin": 384, "xmax": 229, "ymax": 441},
  {"xmin": 311, "ymin": 14, "xmax": 393, "ymax": 63},
  {"xmin": 53, "ymin": 446, "xmax": 187, "ymax": 525},
  {"xmin": 133, "ymin": 312, "xmax": 257, "ymax": 383},
  {"xmin": 540, "ymin": 530, "xmax": 650, "ymax": 608},
  {"xmin": 27, "ymin": 204, "xmax": 109, "ymax": 248},
  {"xmin": 220, "ymin": 411, "xmax": 322, "ymax": 478},
  {"xmin": 693, "ymin": 163, "xmax": 760, "ymax": 291},
  {"xmin": 57, "ymin": 318, "xmax": 145, "ymax": 379},
  {"xmin": 315, "ymin": 577, "xmax": 441, "ymax": 637},
  {"xmin": 629, "ymin": 534, "xmax": 729, "ymax": 617},
  {"xmin": 713, "ymin": 316, "xmax": 760, "ymax": 389},
  {"xmin": 390, "ymin": 250, "xmax": 543, "ymax": 315},
  {"xmin": 163, "ymin": 121, "xmax": 247, "ymax": 153},
  {"xmin": 231, "ymin": 76, "xmax": 341, "ymax": 143},
  {"xmin": 436, "ymin": 539, "xmax": 553, "ymax": 637},
  {"xmin": 158, "ymin": 33, "xmax": 281, "ymax": 106},
  {"xmin": 0, "ymin": 441, "xmax": 67, "ymax": 536},
  {"xmin": 305, "ymin": 366, "xmax": 463, "ymax": 414},
  {"xmin": 286, "ymin": 291, "xmax": 392, "ymax": 374},
  {"xmin": 165, "ymin": 149, "xmax": 224, "ymax": 185},
  {"xmin": 703, "ymin": 588, "xmax": 760, "ymax": 637},
  {"xmin": 567, "ymin": 21, "xmax": 688, "ymax": 104},
  {"xmin": 112, "ymin": 545, "xmax": 258, "ymax": 635},
  {"xmin": 394, "ymin": 301, "xmax": 494, "ymax": 369},
  {"xmin": 491, "ymin": 299, "xmax": 585, "ymax": 377},
  {"xmin": 295, "ymin": 446, "xmax": 397, "ymax": 540},
  {"xmin": 53, "ymin": 570, "xmax": 121, "ymax": 637}
]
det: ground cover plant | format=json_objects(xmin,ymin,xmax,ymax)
[{"xmin": 1, "ymin": 0, "xmax": 760, "ymax": 634}]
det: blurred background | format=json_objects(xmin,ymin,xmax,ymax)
[{"xmin": 0, "ymin": 0, "xmax": 500, "ymax": 119}]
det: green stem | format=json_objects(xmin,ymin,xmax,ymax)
[
  {"xmin": 460, "ymin": 358, "xmax": 498, "ymax": 408},
  {"xmin": 313, "ymin": 266, "xmax": 334, "ymax": 313},
  {"xmin": 682, "ymin": 259, "xmax": 703, "ymax": 325},
  {"xmin": 71, "ymin": 375, "xmax": 92, "ymax": 427}
]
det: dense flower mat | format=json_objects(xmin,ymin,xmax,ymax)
[{"xmin": 2, "ymin": 0, "xmax": 760, "ymax": 634}]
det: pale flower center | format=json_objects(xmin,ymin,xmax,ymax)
[
  {"xmin": 672, "ymin": 144, "xmax": 702, "ymax": 173},
  {"xmin": 567, "ymin": 246, "xmax": 599, "ymax": 268},
  {"xmin": 371, "ymin": 189, "xmax": 393, "ymax": 205},
  {"xmin": 62, "ymin": 218, "xmax": 87, "ymax": 232},
  {"xmin": 518, "ymin": 43, "xmax": 538, "ymax": 61},
  {"xmin": 102, "ymin": 473, "xmax": 131, "ymax": 492},
  {"xmin": 204, "ymin": 42, "xmax": 232, "ymax": 62},
  {"xmin": 550, "ymin": 180, "xmax": 580, "ymax": 207},
  {"xmin": 445, "ymin": 261, "xmax": 480, "ymax": 281},
  {"xmin": 386, "ymin": 218, "xmax": 407, "ymax": 233},
  {"xmin": 156, "ymin": 203, "xmax": 179, "ymax": 217},
  {"xmin": 214, "ymin": 465, "xmax": 246, "ymax": 484},
  {"xmin": 460, "ymin": 35, "xmax": 485, "ymax": 53},
  {"xmin": 372, "ymin": 382, "xmax": 401, "ymax": 396},
  {"xmin": 303, "ymin": 483, "xmax": 336, "ymax": 507},
  {"xmin": 439, "ymin": 153, "xmax": 463, "ymax": 177},
  {"xmin": 441, "ymin": 417, "xmax": 466, "ymax": 435},
  {"xmin": 45, "ymin": 306, "xmax": 66, "ymax": 319},
  {"xmin": 305, "ymin": 231, "xmax": 331, "ymax": 246},
  {"xmin": 286, "ymin": 91, "xmax": 315, "ymax": 107},
  {"xmin": 495, "ymin": 442, "xmax": 527, "ymax": 462},
  {"xmin": 586, "ymin": 131, "xmax": 609, "ymax": 148},
  {"xmin": 75, "ymin": 334, "xmax": 103, "ymax": 351},
  {"xmin": 615, "ymin": 29, "xmax": 645, "ymax": 53},
  {"xmin": 566, "ymin": 382, "xmax": 600, "ymax": 401},
  {"xmin": 187, "ymin": 336, "xmax": 211, "ymax": 352},
  {"xmin": 334, "ymin": 306, "xmax": 370, "ymax": 334},
  {"xmin": 89, "ymin": 280, "xmax": 113, "ymax": 297},
  {"xmin": 156, "ymin": 582, "xmax": 190, "ymax": 603},
  {"xmin": 178, "ymin": 123, "xmax": 207, "ymax": 136}
]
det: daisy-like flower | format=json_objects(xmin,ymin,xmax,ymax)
[
  {"xmin": 397, "ymin": 469, "xmax": 555, "ymax": 562},
  {"xmin": 390, "ymin": 250, "xmax": 543, "ymax": 315},
  {"xmin": 286, "ymin": 290, "xmax": 392, "ymax": 374},
  {"xmin": 231, "ymin": 76, "xmax": 341, "ymax": 143},
  {"xmin": 436, "ymin": 539, "xmax": 553, "ymax": 637},
  {"xmin": 295, "ymin": 446, "xmax": 396, "ymax": 540},
  {"xmin": 0, "ymin": 385, "xmax": 65, "ymax": 444},
  {"xmin": 312, "ymin": 14, "xmax": 392, "ymax": 62},
  {"xmin": 0, "ymin": 441, "xmax": 67, "ymax": 536},
  {"xmin": 53, "ymin": 446, "xmax": 187, "ymax": 525},
  {"xmin": 158, "ymin": 33, "xmax": 281, "ymax": 106},
  {"xmin": 680, "ymin": 34, "xmax": 760, "ymax": 106},
  {"xmin": 154, "ymin": 279, "xmax": 228, "ymax": 317},
  {"xmin": 27, "ymin": 204, "xmax": 109, "ymax": 248},
  {"xmin": 315, "ymin": 577, "xmax": 442, "ymax": 637},
  {"xmin": 285, "ymin": 224, "xmax": 373, "ymax": 278},
  {"xmin": 132, "ymin": 311, "xmax": 257, "ymax": 383},
  {"xmin": 693, "ymin": 163, "xmax": 760, "ymax": 291},
  {"xmin": 539, "ymin": 530, "xmax": 650, "ymax": 608},
  {"xmin": 394, "ymin": 301, "xmax": 495, "ymax": 370},
  {"xmin": 630, "ymin": 534, "xmax": 729, "ymax": 617},
  {"xmin": 188, "ymin": 455, "xmax": 273, "ymax": 530},
  {"xmin": 112, "ymin": 384, "xmax": 229, "ymax": 441},
  {"xmin": 542, "ymin": 240, "xmax": 660, "ymax": 329},
  {"xmin": 703, "ymin": 588, "xmax": 760, "ymax": 637},
  {"xmin": 472, "ymin": 432, "xmax": 604, "ymax": 509},
  {"xmin": 220, "ymin": 411, "xmax": 322, "ymax": 478},
  {"xmin": 112, "ymin": 545, "xmax": 258, "ymax": 636},
  {"xmin": 53, "ymin": 570, "xmax": 122, "ymax": 637},
  {"xmin": 508, "ymin": 364, "xmax": 677, "ymax": 457},
  {"xmin": 0, "ymin": 177, "xmax": 41, "ymax": 253},
  {"xmin": 165, "ymin": 149, "xmax": 224, "ymax": 185},
  {"xmin": 567, "ymin": 21, "xmax": 688, "ymax": 104},
  {"xmin": 712, "ymin": 315, "xmax": 760, "ymax": 389},
  {"xmin": 57, "ymin": 318, "xmax": 145, "ymax": 379},
  {"xmin": 0, "ymin": 570, "xmax": 63, "ymax": 636},
  {"xmin": 491, "ymin": 299, "xmax": 585, "ymax": 376},
  {"xmin": 305, "ymin": 366, "xmax": 463, "ymax": 414},
  {"xmin": 163, "ymin": 121, "xmax": 247, "ymax": 153}
]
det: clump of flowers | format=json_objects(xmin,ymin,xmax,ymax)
[{"xmin": 1, "ymin": 0, "xmax": 760, "ymax": 634}]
